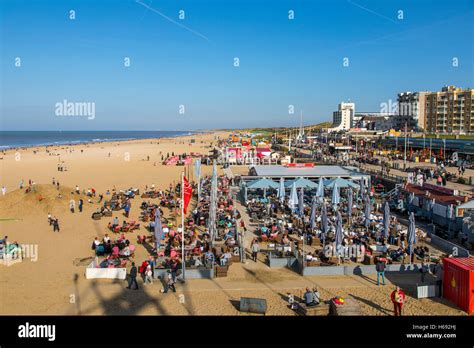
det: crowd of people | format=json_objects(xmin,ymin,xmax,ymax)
[{"xmin": 244, "ymin": 180, "xmax": 429, "ymax": 268}]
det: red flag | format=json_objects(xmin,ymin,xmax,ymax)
[{"xmin": 182, "ymin": 175, "xmax": 192, "ymax": 214}]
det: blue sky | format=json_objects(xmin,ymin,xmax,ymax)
[{"xmin": 1, "ymin": 0, "xmax": 473, "ymax": 130}]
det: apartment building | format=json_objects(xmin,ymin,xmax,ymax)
[{"xmin": 425, "ymin": 86, "xmax": 474, "ymax": 134}]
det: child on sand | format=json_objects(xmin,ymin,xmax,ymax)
[{"xmin": 391, "ymin": 286, "xmax": 406, "ymax": 316}]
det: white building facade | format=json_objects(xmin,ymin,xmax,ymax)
[{"xmin": 329, "ymin": 102, "xmax": 355, "ymax": 132}]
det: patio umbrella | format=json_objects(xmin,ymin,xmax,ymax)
[
  {"xmin": 331, "ymin": 182, "xmax": 340, "ymax": 210},
  {"xmin": 447, "ymin": 204, "xmax": 453, "ymax": 220},
  {"xmin": 310, "ymin": 197, "xmax": 317, "ymax": 230},
  {"xmin": 298, "ymin": 188, "xmax": 304, "ymax": 217},
  {"xmin": 447, "ymin": 204, "xmax": 454, "ymax": 232},
  {"xmin": 429, "ymin": 198, "xmax": 436, "ymax": 221},
  {"xmin": 326, "ymin": 177, "xmax": 359, "ymax": 189},
  {"xmin": 194, "ymin": 159, "xmax": 202, "ymax": 201},
  {"xmin": 321, "ymin": 202, "xmax": 328, "ymax": 244},
  {"xmin": 335, "ymin": 211, "xmax": 343, "ymax": 249},
  {"xmin": 316, "ymin": 177, "xmax": 325, "ymax": 202},
  {"xmin": 285, "ymin": 177, "xmax": 318, "ymax": 189},
  {"xmin": 278, "ymin": 177, "xmax": 285, "ymax": 203},
  {"xmin": 383, "ymin": 201, "xmax": 390, "ymax": 239},
  {"xmin": 289, "ymin": 182, "xmax": 298, "ymax": 212},
  {"xmin": 347, "ymin": 188, "xmax": 353, "ymax": 220},
  {"xmin": 246, "ymin": 177, "xmax": 279, "ymax": 190},
  {"xmin": 364, "ymin": 195, "xmax": 371, "ymax": 229},
  {"xmin": 154, "ymin": 208, "xmax": 164, "ymax": 250},
  {"xmin": 212, "ymin": 161, "xmax": 217, "ymax": 181},
  {"xmin": 407, "ymin": 212, "xmax": 417, "ymax": 262},
  {"xmin": 359, "ymin": 178, "xmax": 365, "ymax": 199}
]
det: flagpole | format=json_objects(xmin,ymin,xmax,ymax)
[{"xmin": 181, "ymin": 171, "xmax": 186, "ymax": 281}]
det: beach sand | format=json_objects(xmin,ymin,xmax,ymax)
[{"xmin": 0, "ymin": 131, "xmax": 467, "ymax": 316}]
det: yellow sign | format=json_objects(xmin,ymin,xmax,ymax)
[{"xmin": 451, "ymin": 276, "xmax": 456, "ymax": 288}]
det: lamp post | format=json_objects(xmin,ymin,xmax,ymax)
[
  {"xmin": 429, "ymin": 137, "xmax": 432, "ymax": 159},
  {"xmin": 443, "ymin": 138, "xmax": 446, "ymax": 161},
  {"xmin": 403, "ymin": 122, "xmax": 408, "ymax": 171}
]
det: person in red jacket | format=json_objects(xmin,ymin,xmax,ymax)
[
  {"xmin": 391, "ymin": 286, "xmax": 406, "ymax": 316},
  {"xmin": 139, "ymin": 260, "xmax": 149, "ymax": 280}
]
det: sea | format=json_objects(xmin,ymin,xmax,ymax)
[{"xmin": 0, "ymin": 131, "xmax": 197, "ymax": 150}]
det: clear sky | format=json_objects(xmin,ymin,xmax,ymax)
[{"xmin": 1, "ymin": 0, "xmax": 473, "ymax": 131}]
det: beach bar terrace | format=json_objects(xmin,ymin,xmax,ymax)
[{"xmin": 246, "ymin": 164, "xmax": 370, "ymax": 182}]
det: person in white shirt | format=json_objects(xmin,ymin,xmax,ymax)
[
  {"xmin": 103, "ymin": 234, "xmax": 110, "ymax": 243},
  {"xmin": 2, "ymin": 186, "xmax": 6, "ymax": 196},
  {"xmin": 220, "ymin": 251, "xmax": 232, "ymax": 266},
  {"xmin": 69, "ymin": 199, "xmax": 76, "ymax": 213},
  {"xmin": 144, "ymin": 265, "xmax": 153, "ymax": 284}
]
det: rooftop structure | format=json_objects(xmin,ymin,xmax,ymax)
[{"xmin": 247, "ymin": 164, "xmax": 369, "ymax": 181}]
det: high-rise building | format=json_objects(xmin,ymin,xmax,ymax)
[
  {"xmin": 395, "ymin": 91, "xmax": 427, "ymax": 130},
  {"xmin": 329, "ymin": 102, "xmax": 354, "ymax": 132},
  {"xmin": 424, "ymin": 86, "xmax": 474, "ymax": 134}
]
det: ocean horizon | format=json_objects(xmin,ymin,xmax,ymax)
[{"xmin": 0, "ymin": 130, "xmax": 200, "ymax": 150}]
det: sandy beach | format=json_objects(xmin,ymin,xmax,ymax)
[{"xmin": 0, "ymin": 131, "xmax": 467, "ymax": 316}]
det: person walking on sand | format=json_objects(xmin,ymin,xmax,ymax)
[
  {"xmin": 144, "ymin": 265, "xmax": 153, "ymax": 285},
  {"xmin": 160, "ymin": 272, "xmax": 176, "ymax": 293},
  {"xmin": 127, "ymin": 262, "xmax": 139, "ymax": 290},
  {"xmin": 251, "ymin": 239, "xmax": 260, "ymax": 262},
  {"xmin": 2, "ymin": 186, "xmax": 6, "ymax": 196},
  {"xmin": 391, "ymin": 286, "xmax": 406, "ymax": 316},
  {"xmin": 148, "ymin": 256, "xmax": 156, "ymax": 278},
  {"xmin": 78, "ymin": 199, "xmax": 84, "ymax": 213},
  {"xmin": 376, "ymin": 258, "xmax": 386, "ymax": 286},
  {"xmin": 53, "ymin": 218, "xmax": 60, "ymax": 232},
  {"xmin": 19, "ymin": 179, "xmax": 24, "ymax": 189},
  {"xmin": 170, "ymin": 259, "xmax": 179, "ymax": 282},
  {"xmin": 69, "ymin": 199, "xmax": 75, "ymax": 213}
]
